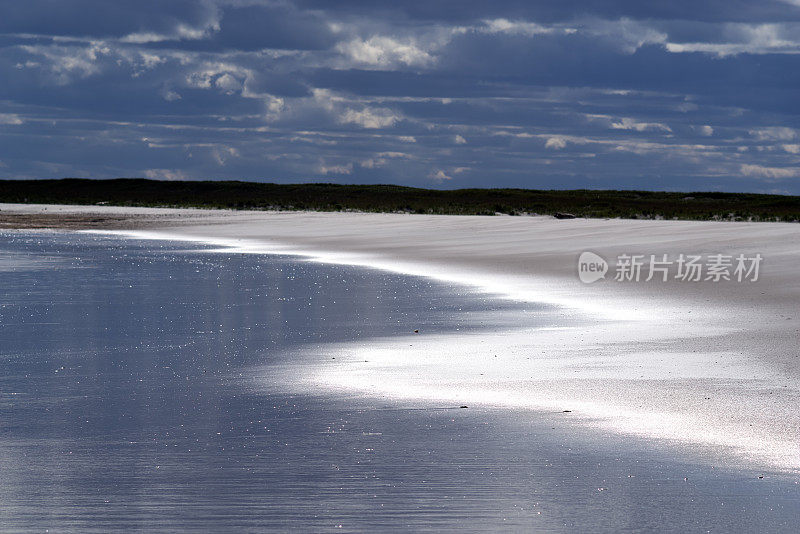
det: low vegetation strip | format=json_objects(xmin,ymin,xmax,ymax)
[{"xmin": 1, "ymin": 178, "xmax": 799, "ymax": 222}]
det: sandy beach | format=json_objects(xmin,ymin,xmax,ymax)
[{"xmin": 3, "ymin": 202, "xmax": 799, "ymax": 473}]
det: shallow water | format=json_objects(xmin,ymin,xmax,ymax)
[{"xmin": 0, "ymin": 231, "xmax": 797, "ymax": 532}]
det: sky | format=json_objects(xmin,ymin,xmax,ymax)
[{"xmin": 1, "ymin": 1, "xmax": 800, "ymax": 193}]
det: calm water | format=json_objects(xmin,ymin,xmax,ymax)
[{"xmin": 0, "ymin": 231, "xmax": 797, "ymax": 532}]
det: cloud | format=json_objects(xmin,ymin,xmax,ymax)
[
  {"xmin": 0, "ymin": 113, "xmax": 24, "ymax": 125},
  {"xmin": 584, "ymin": 18, "xmax": 668, "ymax": 53},
  {"xmin": 361, "ymin": 151, "xmax": 412, "ymax": 168},
  {"xmin": 310, "ymin": 87, "xmax": 400, "ymax": 128},
  {"xmin": 265, "ymin": 95, "xmax": 285, "ymax": 114},
  {"xmin": 429, "ymin": 169, "xmax": 452, "ymax": 181},
  {"xmin": 339, "ymin": 107, "xmax": 399, "ymax": 128},
  {"xmin": 481, "ymin": 18, "xmax": 560, "ymax": 36},
  {"xmin": 211, "ymin": 145, "xmax": 239, "ymax": 166},
  {"xmin": 319, "ymin": 163, "xmax": 353, "ymax": 175},
  {"xmin": 698, "ymin": 125, "xmax": 714, "ymax": 136},
  {"xmin": 337, "ymin": 36, "xmax": 435, "ymax": 68},
  {"xmin": 212, "ymin": 5, "xmax": 335, "ymax": 51},
  {"xmin": 18, "ymin": 43, "xmax": 110, "ymax": 84},
  {"xmin": 295, "ymin": 0, "xmax": 800, "ymax": 25},
  {"xmin": 214, "ymin": 73, "xmax": 242, "ymax": 94},
  {"xmin": 360, "ymin": 158, "xmax": 385, "ymax": 168},
  {"xmin": 749, "ymin": 127, "xmax": 796, "ymax": 141},
  {"xmin": 4, "ymin": 1, "xmax": 800, "ymax": 192},
  {"xmin": 376, "ymin": 151, "xmax": 412, "ymax": 158},
  {"xmin": 782, "ymin": 144, "xmax": 800, "ymax": 154},
  {"xmin": 664, "ymin": 22, "xmax": 800, "ymax": 57},
  {"xmin": 163, "ymin": 90, "xmax": 181, "ymax": 101},
  {"xmin": 0, "ymin": 0, "xmax": 218, "ymax": 40},
  {"xmin": 740, "ymin": 163, "xmax": 800, "ymax": 179},
  {"xmin": 186, "ymin": 62, "xmax": 251, "ymax": 93},
  {"xmin": 545, "ymin": 136, "xmax": 567, "ymax": 149},
  {"xmin": 610, "ymin": 117, "xmax": 672, "ymax": 132}
]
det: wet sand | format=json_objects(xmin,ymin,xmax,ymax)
[{"xmin": 3, "ymin": 202, "xmax": 800, "ymax": 472}]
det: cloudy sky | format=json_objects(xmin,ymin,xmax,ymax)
[{"xmin": 2, "ymin": 1, "xmax": 800, "ymax": 192}]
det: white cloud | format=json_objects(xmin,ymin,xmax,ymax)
[
  {"xmin": 337, "ymin": 36, "xmax": 434, "ymax": 68},
  {"xmin": 666, "ymin": 23, "xmax": 800, "ymax": 57},
  {"xmin": 740, "ymin": 164, "xmax": 800, "ymax": 179},
  {"xmin": 121, "ymin": 32, "xmax": 171, "ymax": 44},
  {"xmin": 118, "ymin": 48, "xmax": 170, "ymax": 78},
  {"xmin": 214, "ymin": 73, "xmax": 242, "ymax": 95},
  {"xmin": 319, "ymin": 163, "xmax": 353, "ymax": 175},
  {"xmin": 454, "ymin": 134, "xmax": 467, "ymax": 144},
  {"xmin": 482, "ymin": 19, "xmax": 557, "ymax": 36},
  {"xmin": 19, "ymin": 43, "xmax": 109, "ymax": 84},
  {"xmin": 749, "ymin": 127, "xmax": 796, "ymax": 141},
  {"xmin": 610, "ymin": 118, "xmax": 672, "ymax": 132},
  {"xmin": 266, "ymin": 95, "xmax": 285, "ymax": 114},
  {"xmin": 587, "ymin": 114, "xmax": 675, "ymax": 134},
  {"xmin": 699, "ymin": 125, "xmax": 714, "ymax": 136},
  {"xmin": 211, "ymin": 146, "xmax": 239, "ymax": 166},
  {"xmin": 398, "ymin": 136, "xmax": 417, "ymax": 143},
  {"xmin": 163, "ymin": 90, "xmax": 182, "ymax": 102},
  {"xmin": 121, "ymin": 19, "xmax": 216, "ymax": 44},
  {"xmin": 362, "ymin": 151, "xmax": 413, "ymax": 168},
  {"xmin": 311, "ymin": 88, "xmax": 400, "ymax": 129},
  {"xmin": 360, "ymin": 158, "xmax": 386, "ymax": 169},
  {"xmin": 289, "ymin": 135, "xmax": 337, "ymax": 146},
  {"xmin": 376, "ymin": 151, "xmax": 411, "ymax": 158},
  {"xmin": 0, "ymin": 113, "xmax": 23, "ymax": 125},
  {"xmin": 311, "ymin": 87, "xmax": 339, "ymax": 109},
  {"xmin": 677, "ymin": 102, "xmax": 699, "ymax": 113},
  {"xmin": 583, "ymin": 18, "xmax": 667, "ymax": 54},
  {"xmin": 339, "ymin": 107, "xmax": 399, "ymax": 129},
  {"xmin": 139, "ymin": 52, "xmax": 164, "ymax": 69},
  {"xmin": 187, "ymin": 63, "xmax": 253, "ymax": 95},
  {"xmin": 782, "ymin": 144, "xmax": 800, "ymax": 154},
  {"xmin": 545, "ymin": 136, "xmax": 567, "ymax": 150},
  {"xmin": 492, "ymin": 130, "xmax": 535, "ymax": 139},
  {"xmin": 429, "ymin": 170, "xmax": 452, "ymax": 181}
]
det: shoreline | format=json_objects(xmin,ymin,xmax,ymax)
[
  {"xmin": 4, "ymin": 179, "xmax": 800, "ymax": 221},
  {"xmin": 3, "ymin": 203, "xmax": 800, "ymax": 473}
]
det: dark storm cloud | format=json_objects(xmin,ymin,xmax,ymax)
[
  {"xmin": 295, "ymin": 0, "xmax": 800, "ymax": 23},
  {"xmin": 0, "ymin": 0, "xmax": 218, "ymax": 39},
  {"xmin": 207, "ymin": 5, "xmax": 335, "ymax": 51},
  {"xmin": 143, "ymin": 4, "xmax": 337, "ymax": 52},
  {"xmin": 436, "ymin": 32, "xmax": 800, "ymax": 114},
  {"xmin": 1, "ymin": 0, "xmax": 800, "ymax": 192}
]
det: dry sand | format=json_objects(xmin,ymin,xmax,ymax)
[{"xmin": 3, "ymin": 202, "xmax": 799, "ymax": 472}]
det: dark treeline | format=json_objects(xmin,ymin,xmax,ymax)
[{"xmin": 2, "ymin": 178, "xmax": 800, "ymax": 221}]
